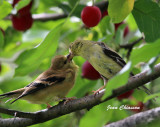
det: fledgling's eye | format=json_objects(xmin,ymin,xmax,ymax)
[{"xmin": 64, "ymin": 60, "xmax": 67, "ymax": 64}]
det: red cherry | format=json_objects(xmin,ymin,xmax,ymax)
[
  {"xmin": 82, "ymin": 61, "xmax": 101, "ymax": 80},
  {"xmin": 12, "ymin": 0, "xmax": 33, "ymax": 15},
  {"xmin": 117, "ymin": 90, "xmax": 134, "ymax": 100},
  {"xmin": 123, "ymin": 26, "xmax": 129, "ymax": 37},
  {"xmin": 115, "ymin": 22, "xmax": 129, "ymax": 37},
  {"xmin": 11, "ymin": 13, "xmax": 33, "ymax": 31},
  {"xmin": 101, "ymin": 10, "xmax": 108, "ymax": 18},
  {"xmin": 81, "ymin": 6, "xmax": 102, "ymax": 27}
]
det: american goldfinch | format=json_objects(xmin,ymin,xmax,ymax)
[
  {"xmin": 0, "ymin": 55, "xmax": 78, "ymax": 108},
  {"xmin": 68, "ymin": 39, "xmax": 151, "ymax": 94}
]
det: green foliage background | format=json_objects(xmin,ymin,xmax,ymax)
[{"xmin": 0, "ymin": 0, "xmax": 160, "ymax": 126}]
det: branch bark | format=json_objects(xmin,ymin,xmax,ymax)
[
  {"xmin": 119, "ymin": 37, "xmax": 143, "ymax": 49},
  {"xmin": 0, "ymin": 63, "xmax": 160, "ymax": 126},
  {"xmin": 104, "ymin": 107, "xmax": 160, "ymax": 127}
]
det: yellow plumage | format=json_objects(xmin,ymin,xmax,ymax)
[
  {"xmin": 68, "ymin": 39, "xmax": 152, "ymax": 95},
  {"xmin": 69, "ymin": 39, "xmax": 124, "ymax": 80}
]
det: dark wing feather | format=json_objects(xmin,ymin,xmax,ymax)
[
  {"xmin": 97, "ymin": 42, "xmax": 126, "ymax": 67},
  {"xmin": 97, "ymin": 42, "xmax": 154, "ymax": 97},
  {"xmin": 41, "ymin": 76, "xmax": 65, "ymax": 83},
  {"xmin": 11, "ymin": 76, "xmax": 65, "ymax": 104}
]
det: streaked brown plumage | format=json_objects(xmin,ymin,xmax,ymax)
[{"xmin": 0, "ymin": 55, "xmax": 79, "ymax": 107}]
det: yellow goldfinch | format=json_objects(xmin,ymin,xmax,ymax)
[
  {"xmin": 68, "ymin": 39, "xmax": 151, "ymax": 94},
  {"xmin": 0, "ymin": 55, "xmax": 78, "ymax": 108}
]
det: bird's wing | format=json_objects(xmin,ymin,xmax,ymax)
[
  {"xmin": 97, "ymin": 42, "xmax": 126, "ymax": 67},
  {"xmin": 10, "ymin": 74, "xmax": 65, "ymax": 104}
]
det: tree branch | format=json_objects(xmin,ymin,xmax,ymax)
[
  {"xmin": 0, "ymin": 63, "xmax": 160, "ymax": 126},
  {"xmin": 4, "ymin": 1, "xmax": 108, "ymax": 21},
  {"xmin": 119, "ymin": 37, "xmax": 144, "ymax": 58},
  {"xmin": 120, "ymin": 37, "xmax": 143, "ymax": 49},
  {"xmin": 104, "ymin": 107, "xmax": 160, "ymax": 127},
  {"xmin": 33, "ymin": 13, "xmax": 68, "ymax": 21}
]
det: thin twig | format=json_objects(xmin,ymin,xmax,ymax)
[
  {"xmin": 120, "ymin": 37, "xmax": 144, "ymax": 58},
  {"xmin": 120, "ymin": 37, "xmax": 143, "ymax": 49}
]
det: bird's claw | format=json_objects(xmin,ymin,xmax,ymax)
[
  {"xmin": 63, "ymin": 97, "xmax": 76, "ymax": 105},
  {"xmin": 92, "ymin": 89, "xmax": 101, "ymax": 95},
  {"xmin": 46, "ymin": 103, "xmax": 52, "ymax": 109},
  {"xmin": 92, "ymin": 86, "xmax": 105, "ymax": 95}
]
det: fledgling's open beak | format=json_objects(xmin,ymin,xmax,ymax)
[{"xmin": 67, "ymin": 53, "xmax": 74, "ymax": 62}]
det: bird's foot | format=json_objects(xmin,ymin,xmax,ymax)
[
  {"xmin": 63, "ymin": 97, "xmax": 76, "ymax": 105},
  {"xmin": 46, "ymin": 103, "xmax": 52, "ymax": 109},
  {"xmin": 93, "ymin": 86, "xmax": 105, "ymax": 95}
]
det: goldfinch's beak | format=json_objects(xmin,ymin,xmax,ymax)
[{"xmin": 67, "ymin": 53, "xmax": 74, "ymax": 62}]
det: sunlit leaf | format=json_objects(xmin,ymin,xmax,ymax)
[
  {"xmin": 15, "ymin": 0, "xmax": 31, "ymax": 11},
  {"xmin": 108, "ymin": 0, "xmax": 134, "ymax": 23},
  {"xmin": 130, "ymin": 39, "xmax": 160, "ymax": 66},
  {"xmin": 0, "ymin": 1, "xmax": 12, "ymax": 19}
]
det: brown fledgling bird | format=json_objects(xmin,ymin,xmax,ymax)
[{"xmin": 0, "ymin": 55, "xmax": 79, "ymax": 108}]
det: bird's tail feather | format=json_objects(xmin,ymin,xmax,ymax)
[
  {"xmin": 10, "ymin": 94, "xmax": 25, "ymax": 104},
  {"xmin": 0, "ymin": 91, "xmax": 16, "ymax": 98},
  {"xmin": 0, "ymin": 88, "xmax": 25, "ymax": 103}
]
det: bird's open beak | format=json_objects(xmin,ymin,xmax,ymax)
[{"xmin": 67, "ymin": 53, "xmax": 74, "ymax": 62}]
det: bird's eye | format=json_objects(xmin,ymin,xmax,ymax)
[{"xmin": 64, "ymin": 60, "xmax": 67, "ymax": 64}]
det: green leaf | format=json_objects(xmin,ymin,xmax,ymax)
[
  {"xmin": 98, "ymin": 16, "xmax": 114, "ymax": 40},
  {"xmin": 68, "ymin": 0, "xmax": 77, "ymax": 7},
  {"xmin": 79, "ymin": 101, "xmax": 113, "ymax": 127},
  {"xmin": 72, "ymin": 4, "xmax": 85, "ymax": 18},
  {"xmin": 132, "ymin": 0, "xmax": 160, "ymax": 42},
  {"xmin": 144, "ymin": 92, "xmax": 160, "ymax": 103},
  {"xmin": 14, "ymin": 23, "xmax": 63, "ymax": 76},
  {"xmin": 0, "ymin": 76, "xmax": 32, "ymax": 92},
  {"xmin": 0, "ymin": 1, "xmax": 12, "ymax": 19},
  {"xmin": 59, "ymin": 2, "xmax": 84, "ymax": 17},
  {"xmin": 115, "ymin": 24, "xmax": 126, "ymax": 45},
  {"xmin": 0, "ymin": 0, "xmax": 3, "ymax": 5},
  {"xmin": 58, "ymin": 3, "xmax": 71, "ymax": 15},
  {"xmin": 108, "ymin": 0, "xmax": 134, "ymax": 23},
  {"xmin": 15, "ymin": 0, "xmax": 31, "ymax": 11},
  {"xmin": 130, "ymin": 39, "xmax": 160, "ymax": 66},
  {"xmin": 0, "ymin": 29, "xmax": 4, "ymax": 51},
  {"xmin": 102, "ymin": 62, "xmax": 132, "ymax": 100},
  {"xmin": 132, "ymin": 89, "xmax": 146, "ymax": 102}
]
